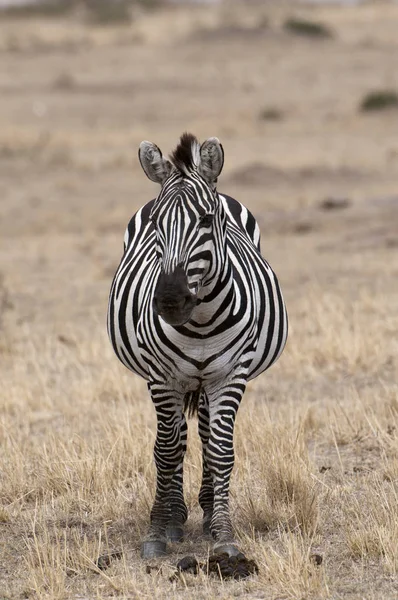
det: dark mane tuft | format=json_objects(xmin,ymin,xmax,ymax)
[{"xmin": 170, "ymin": 132, "xmax": 200, "ymax": 174}]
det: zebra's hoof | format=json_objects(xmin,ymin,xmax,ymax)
[
  {"xmin": 165, "ymin": 524, "xmax": 184, "ymax": 542},
  {"xmin": 141, "ymin": 540, "xmax": 167, "ymax": 559},
  {"xmin": 213, "ymin": 543, "xmax": 245, "ymax": 558}
]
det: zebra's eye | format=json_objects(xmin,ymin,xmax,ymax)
[{"xmin": 200, "ymin": 214, "xmax": 214, "ymax": 227}]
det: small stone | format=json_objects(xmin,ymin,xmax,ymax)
[
  {"xmin": 310, "ymin": 553, "xmax": 323, "ymax": 566},
  {"xmin": 319, "ymin": 465, "xmax": 331, "ymax": 473},
  {"xmin": 96, "ymin": 551, "xmax": 122, "ymax": 571}
]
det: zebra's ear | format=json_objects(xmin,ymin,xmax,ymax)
[
  {"xmin": 199, "ymin": 137, "xmax": 224, "ymax": 184},
  {"xmin": 139, "ymin": 141, "xmax": 173, "ymax": 184}
]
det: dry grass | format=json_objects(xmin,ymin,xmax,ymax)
[
  {"xmin": 1, "ymin": 281, "xmax": 397, "ymax": 598},
  {"xmin": 1, "ymin": 1, "xmax": 398, "ymax": 599}
]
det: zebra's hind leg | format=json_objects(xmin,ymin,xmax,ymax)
[
  {"xmin": 141, "ymin": 383, "xmax": 186, "ymax": 559},
  {"xmin": 198, "ymin": 392, "xmax": 214, "ymax": 536},
  {"xmin": 166, "ymin": 414, "xmax": 188, "ymax": 542}
]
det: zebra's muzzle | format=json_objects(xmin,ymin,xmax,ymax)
[{"xmin": 153, "ymin": 266, "xmax": 197, "ymax": 326}]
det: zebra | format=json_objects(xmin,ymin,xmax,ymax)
[{"xmin": 107, "ymin": 133, "xmax": 288, "ymax": 559}]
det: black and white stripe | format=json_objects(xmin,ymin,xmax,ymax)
[{"xmin": 108, "ymin": 133, "xmax": 287, "ymax": 558}]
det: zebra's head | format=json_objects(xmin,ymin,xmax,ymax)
[{"xmin": 138, "ymin": 133, "xmax": 225, "ymax": 326}]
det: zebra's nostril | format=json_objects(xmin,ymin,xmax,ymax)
[{"xmin": 183, "ymin": 293, "xmax": 194, "ymax": 306}]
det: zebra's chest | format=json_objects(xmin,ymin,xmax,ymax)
[{"xmin": 137, "ymin": 315, "xmax": 255, "ymax": 387}]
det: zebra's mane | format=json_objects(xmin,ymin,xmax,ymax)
[{"xmin": 169, "ymin": 133, "xmax": 200, "ymax": 175}]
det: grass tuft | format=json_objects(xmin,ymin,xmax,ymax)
[
  {"xmin": 258, "ymin": 107, "xmax": 284, "ymax": 121},
  {"xmin": 284, "ymin": 17, "xmax": 333, "ymax": 39},
  {"xmin": 345, "ymin": 474, "xmax": 398, "ymax": 574},
  {"xmin": 236, "ymin": 415, "xmax": 319, "ymax": 537},
  {"xmin": 360, "ymin": 90, "xmax": 398, "ymax": 112},
  {"xmin": 258, "ymin": 531, "xmax": 328, "ymax": 599},
  {"xmin": 0, "ymin": 506, "xmax": 10, "ymax": 522}
]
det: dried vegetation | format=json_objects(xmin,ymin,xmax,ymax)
[{"xmin": 360, "ymin": 90, "xmax": 398, "ymax": 112}]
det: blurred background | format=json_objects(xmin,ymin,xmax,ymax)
[{"xmin": 0, "ymin": 0, "xmax": 398, "ymax": 339}]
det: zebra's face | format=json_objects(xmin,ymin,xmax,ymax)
[
  {"xmin": 138, "ymin": 134, "xmax": 225, "ymax": 327},
  {"xmin": 151, "ymin": 185, "xmax": 222, "ymax": 326}
]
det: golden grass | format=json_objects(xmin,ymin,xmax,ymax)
[{"xmin": 1, "ymin": 280, "xmax": 397, "ymax": 598}]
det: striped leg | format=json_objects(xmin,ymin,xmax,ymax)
[
  {"xmin": 206, "ymin": 377, "xmax": 246, "ymax": 556},
  {"xmin": 198, "ymin": 392, "xmax": 214, "ymax": 535},
  {"xmin": 166, "ymin": 413, "xmax": 188, "ymax": 542},
  {"xmin": 142, "ymin": 382, "xmax": 186, "ymax": 558}
]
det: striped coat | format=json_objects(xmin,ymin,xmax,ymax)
[{"xmin": 107, "ymin": 133, "xmax": 287, "ymax": 559}]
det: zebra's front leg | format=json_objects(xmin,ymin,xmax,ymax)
[
  {"xmin": 206, "ymin": 379, "xmax": 246, "ymax": 557},
  {"xmin": 166, "ymin": 414, "xmax": 188, "ymax": 542},
  {"xmin": 141, "ymin": 383, "xmax": 186, "ymax": 558}
]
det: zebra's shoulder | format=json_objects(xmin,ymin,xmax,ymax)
[
  {"xmin": 124, "ymin": 199, "xmax": 155, "ymax": 249},
  {"xmin": 219, "ymin": 193, "xmax": 261, "ymax": 250}
]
